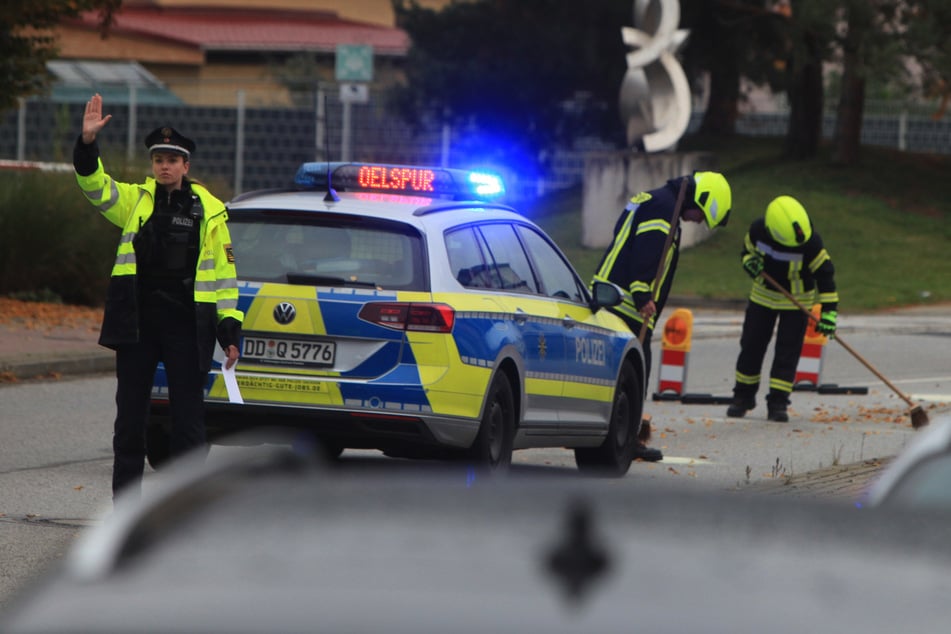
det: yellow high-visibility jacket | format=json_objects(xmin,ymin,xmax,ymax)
[{"xmin": 76, "ymin": 157, "xmax": 243, "ymax": 368}]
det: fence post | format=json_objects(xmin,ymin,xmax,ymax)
[
  {"xmin": 315, "ymin": 84, "xmax": 326, "ymax": 161},
  {"xmin": 898, "ymin": 109, "xmax": 907, "ymax": 152},
  {"xmin": 341, "ymin": 98, "xmax": 352, "ymax": 162},
  {"xmin": 127, "ymin": 84, "xmax": 138, "ymax": 162},
  {"xmin": 16, "ymin": 98, "xmax": 26, "ymax": 161},
  {"xmin": 234, "ymin": 89, "xmax": 246, "ymax": 196},
  {"xmin": 441, "ymin": 122, "xmax": 451, "ymax": 167}
]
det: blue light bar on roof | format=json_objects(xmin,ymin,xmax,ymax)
[{"xmin": 294, "ymin": 162, "xmax": 505, "ymax": 201}]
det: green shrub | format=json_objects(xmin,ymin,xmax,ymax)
[{"xmin": 0, "ymin": 170, "xmax": 119, "ymax": 306}]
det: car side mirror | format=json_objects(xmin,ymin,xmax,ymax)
[{"xmin": 590, "ymin": 281, "xmax": 623, "ymax": 311}]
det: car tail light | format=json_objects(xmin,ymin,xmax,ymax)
[{"xmin": 359, "ymin": 302, "xmax": 455, "ymax": 332}]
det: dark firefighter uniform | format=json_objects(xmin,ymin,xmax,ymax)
[
  {"xmin": 591, "ymin": 178, "xmax": 688, "ymax": 378},
  {"xmin": 590, "ymin": 172, "xmax": 732, "ymax": 462},
  {"xmin": 592, "ymin": 171, "xmax": 732, "ymax": 380},
  {"xmin": 729, "ymin": 202, "xmax": 838, "ymax": 421},
  {"xmin": 74, "ymin": 129, "xmax": 243, "ymax": 496}
]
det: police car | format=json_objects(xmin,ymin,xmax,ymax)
[{"xmin": 148, "ymin": 162, "xmax": 646, "ymax": 475}]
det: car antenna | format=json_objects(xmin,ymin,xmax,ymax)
[{"xmin": 322, "ymin": 89, "xmax": 340, "ymax": 203}]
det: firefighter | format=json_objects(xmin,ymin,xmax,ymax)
[
  {"xmin": 74, "ymin": 93, "xmax": 244, "ymax": 498},
  {"xmin": 727, "ymin": 195, "xmax": 838, "ymax": 422},
  {"xmin": 592, "ymin": 171, "xmax": 732, "ymax": 461}
]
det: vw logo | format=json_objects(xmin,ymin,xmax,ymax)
[{"xmin": 273, "ymin": 302, "xmax": 297, "ymax": 325}]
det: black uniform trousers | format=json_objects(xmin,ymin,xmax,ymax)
[
  {"xmin": 112, "ymin": 290, "xmax": 206, "ymax": 497},
  {"xmin": 733, "ymin": 301, "xmax": 809, "ymax": 407}
]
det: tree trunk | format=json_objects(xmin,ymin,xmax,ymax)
[
  {"xmin": 700, "ymin": 62, "xmax": 740, "ymax": 136},
  {"xmin": 832, "ymin": 54, "xmax": 866, "ymax": 165},
  {"xmin": 784, "ymin": 31, "xmax": 824, "ymax": 160},
  {"xmin": 698, "ymin": 4, "xmax": 739, "ymax": 136},
  {"xmin": 832, "ymin": 3, "xmax": 869, "ymax": 165}
]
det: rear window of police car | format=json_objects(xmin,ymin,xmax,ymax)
[{"xmin": 228, "ymin": 214, "xmax": 425, "ymax": 291}]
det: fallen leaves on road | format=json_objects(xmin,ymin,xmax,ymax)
[
  {"xmin": 809, "ymin": 403, "xmax": 909, "ymax": 425},
  {"xmin": 0, "ymin": 298, "xmax": 102, "ymax": 331}
]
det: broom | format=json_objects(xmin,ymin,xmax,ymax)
[
  {"xmin": 759, "ymin": 271, "xmax": 929, "ymax": 429},
  {"xmin": 636, "ymin": 178, "xmax": 689, "ymax": 444},
  {"xmin": 637, "ymin": 177, "xmax": 688, "ymax": 345}
]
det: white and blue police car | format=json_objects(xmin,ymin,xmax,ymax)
[{"xmin": 148, "ymin": 162, "xmax": 646, "ymax": 475}]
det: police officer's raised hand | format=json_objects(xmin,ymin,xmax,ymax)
[
  {"xmin": 82, "ymin": 93, "xmax": 112, "ymax": 144},
  {"xmin": 223, "ymin": 345, "xmax": 240, "ymax": 370}
]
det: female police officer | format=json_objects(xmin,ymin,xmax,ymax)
[{"xmin": 74, "ymin": 94, "xmax": 243, "ymax": 498}]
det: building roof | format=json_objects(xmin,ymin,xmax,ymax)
[
  {"xmin": 69, "ymin": 4, "xmax": 409, "ymax": 55},
  {"xmin": 46, "ymin": 60, "xmax": 183, "ymax": 105}
]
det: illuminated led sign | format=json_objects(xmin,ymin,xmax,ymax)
[
  {"xmin": 357, "ymin": 165, "xmax": 435, "ymax": 192},
  {"xmin": 294, "ymin": 162, "xmax": 505, "ymax": 201}
]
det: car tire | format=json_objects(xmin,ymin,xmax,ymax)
[
  {"xmin": 318, "ymin": 440, "xmax": 345, "ymax": 461},
  {"xmin": 574, "ymin": 360, "xmax": 642, "ymax": 477},
  {"xmin": 146, "ymin": 420, "xmax": 172, "ymax": 470},
  {"xmin": 469, "ymin": 372, "xmax": 515, "ymax": 472}
]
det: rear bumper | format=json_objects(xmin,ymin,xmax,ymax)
[{"xmin": 149, "ymin": 400, "xmax": 479, "ymax": 451}]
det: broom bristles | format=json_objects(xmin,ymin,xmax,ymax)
[{"xmin": 911, "ymin": 405, "xmax": 930, "ymax": 429}]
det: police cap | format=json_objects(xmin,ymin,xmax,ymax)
[{"xmin": 144, "ymin": 126, "xmax": 196, "ymax": 159}]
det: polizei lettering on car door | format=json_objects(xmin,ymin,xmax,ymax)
[{"xmin": 575, "ymin": 337, "xmax": 606, "ymax": 366}]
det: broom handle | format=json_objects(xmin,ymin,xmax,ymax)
[
  {"xmin": 759, "ymin": 271, "xmax": 917, "ymax": 409},
  {"xmin": 638, "ymin": 178, "xmax": 688, "ymax": 345}
]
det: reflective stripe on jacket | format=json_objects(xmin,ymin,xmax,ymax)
[
  {"xmin": 76, "ymin": 158, "xmax": 243, "ymax": 351},
  {"xmin": 742, "ymin": 217, "xmax": 839, "ymax": 312}
]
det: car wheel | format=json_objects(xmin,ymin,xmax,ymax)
[
  {"xmin": 146, "ymin": 420, "xmax": 171, "ymax": 470},
  {"xmin": 469, "ymin": 372, "xmax": 515, "ymax": 472},
  {"xmin": 575, "ymin": 360, "xmax": 642, "ymax": 477},
  {"xmin": 318, "ymin": 440, "xmax": 345, "ymax": 461}
]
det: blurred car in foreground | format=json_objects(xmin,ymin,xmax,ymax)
[
  {"xmin": 6, "ymin": 441, "xmax": 951, "ymax": 633},
  {"xmin": 148, "ymin": 162, "xmax": 645, "ymax": 476},
  {"xmin": 863, "ymin": 414, "xmax": 951, "ymax": 510}
]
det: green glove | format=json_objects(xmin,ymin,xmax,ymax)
[
  {"xmin": 816, "ymin": 310, "xmax": 837, "ymax": 336},
  {"xmin": 742, "ymin": 254, "xmax": 764, "ymax": 279}
]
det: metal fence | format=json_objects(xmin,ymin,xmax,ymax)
[
  {"xmin": 733, "ymin": 98, "xmax": 951, "ymax": 154},
  {"xmin": 0, "ymin": 80, "xmax": 603, "ymax": 201},
  {"xmin": 2, "ymin": 80, "xmax": 949, "ymax": 200}
]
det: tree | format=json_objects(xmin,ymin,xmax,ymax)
[
  {"xmin": 780, "ymin": 1, "xmax": 837, "ymax": 160},
  {"xmin": 826, "ymin": 0, "xmax": 951, "ymax": 165},
  {"xmin": 680, "ymin": 0, "xmax": 764, "ymax": 137},
  {"xmin": 0, "ymin": 0, "xmax": 121, "ymax": 113},
  {"xmin": 829, "ymin": 1, "xmax": 902, "ymax": 164},
  {"xmin": 391, "ymin": 0, "xmax": 630, "ymax": 172},
  {"xmin": 905, "ymin": 0, "xmax": 951, "ymax": 116}
]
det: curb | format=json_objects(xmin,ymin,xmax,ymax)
[
  {"xmin": 741, "ymin": 458, "xmax": 892, "ymax": 502},
  {"xmin": 0, "ymin": 350, "xmax": 114, "ymax": 380}
]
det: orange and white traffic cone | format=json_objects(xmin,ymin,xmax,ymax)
[
  {"xmin": 793, "ymin": 304, "xmax": 827, "ymax": 391},
  {"xmin": 653, "ymin": 308, "xmax": 692, "ymax": 401}
]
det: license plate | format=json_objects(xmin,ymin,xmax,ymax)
[{"xmin": 242, "ymin": 336, "xmax": 336, "ymax": 367}]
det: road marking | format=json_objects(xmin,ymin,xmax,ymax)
[
  {"xmin": 909, "ymin": 393, "xmax": 951, "ymax": 402},
  {"xmin": 895, "ymin": 375, "xmax": 951, "ymax": 384},
  {"xmin": 660, "ymin": 456, "xmax": 715, "ymax": 465}
]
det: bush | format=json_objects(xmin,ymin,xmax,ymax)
[{"xmin": 0, "ymin": 170, "xmax": 119, "ymax": 306}]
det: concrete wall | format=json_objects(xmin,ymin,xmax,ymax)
[{"xmin": 581, "ymin": 151, "xmax": 718, "ymax": 249}]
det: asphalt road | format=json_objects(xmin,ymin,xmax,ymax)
[{"xmin": 1, "ymin": 305, "xmax": 950, "ymax": 610}]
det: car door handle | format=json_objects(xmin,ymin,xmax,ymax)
[
  {"xmin": 514, "ymin": 308, "xmax": 528, "ymax": 325},
  {"xmin": 562, "ymin": 315, "xmax": 576, "ymax": 329}
]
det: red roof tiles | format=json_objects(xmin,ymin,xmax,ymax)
[{"xmin": 73, "ymin": 6, "xmax": 409, "ymax": 54}]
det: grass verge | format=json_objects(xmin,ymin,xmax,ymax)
[{"xmin": 526, "ymin": 134, "xmax": 951, "ymax": 313}]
